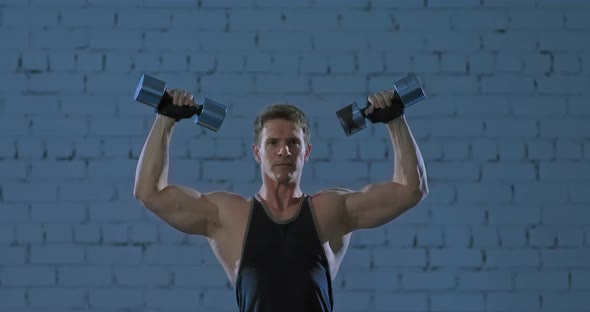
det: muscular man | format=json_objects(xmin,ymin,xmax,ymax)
[{"xmin": 133, "ymin": 89, "xmax": 429, "ymax": 312}]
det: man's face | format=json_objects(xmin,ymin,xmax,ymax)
[{"xmin": 253, "ymin": 119, "xmax": 312, "ymax": 185}]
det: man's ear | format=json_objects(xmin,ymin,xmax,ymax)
[
  {"xmin": 252, "ymin": 143, "xmax": 261, "ymax": 164},
  {"xmin": 304, "ymin": 143, "xmax": 312, "ymax": 162}
]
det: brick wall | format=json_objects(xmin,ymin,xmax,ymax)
[{"xmin": 0, "ymin": 0, "xmax": 589, "ymax": 311}]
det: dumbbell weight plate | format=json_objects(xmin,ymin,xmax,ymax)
[
  {"xmin": 336, "ymin": 102, "xmax": 367, "ymax": 136},
  {"xmin": 134, "ymin": 74, "xmax": 167, "ymax": 108},
  {"xmin": 195, "ymin": 98, "xmax": 227, "ymax": 132}
]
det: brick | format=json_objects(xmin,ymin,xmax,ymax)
[
  {"xmin": 332, "ymin": 292, "xmax": 371, "ymax": 310},
  {"xmin": 427, "ymin": 161, "xmax": 479, "ymax": 181},
  {"xmin": 0, "ymin": 290, "xmax": 26, "ymax": 308},
  {"xmin": 3, "ymin": 8, "xmax": 59, "ymax": 27},
  {"xmin": 374, "ymin": 293, "xmax": 428, "ymax": 311},
  {"xmin": 495, "ymin": 227, "xmax": 523, "ymax": 247},
  {"xmin": 554, "ymin": 53, "xmax": 582, "ymax": 73},
  {"xmin": 16, "ymin": 224, "xmax": 43, "ymax": 243},
  {"xmin": 315, "ymin": 32, "xmax": 369, "ymax": 52},
  {"xmin": 537, "ymin": 76, "xmax": 589, "ymax": 94},
  {"xmin": 540, "ymin": 162, "xmax": 590, "ymax": 182},
  {"xmin": 482, "ymin": 163, "xmax": 535, "ymax": 181},
  {"xmin": 483, "ymin": 32, "xmax": 537, "ymax": 51},
  {"xmin": 571, "ymin": 270, "xmax": 590, "ymax": 289},
  {"xmin": 314, "ymin": 0, "xmax": 368, "ymax": 8},
  {"xmin": 510, "ymin": 10, "xmax": 564, "ymax": 30},
  {"xmin": 426, "ymin": 32, "xmax": 480, "ymax": 52},
  {"xmin": 527, "ymin": 139, "xmax": 553, "ymax": 160},
  {"xmin": 440, "ymin": 53, "xmax": 468, "ymax": 73},
  {"xmin": 472, "ymin": 226, "xmax": 500, "ymax": 247},
  {"xmin": 540, "ymin": 119, "xmax": 590, "ymax": 138},
  {"xmin": 443, "ymin": 225, "xmax": 470, "ymax": 247},
  {"xmin": 511, "ymin": 95, "xmax": 567, "ymax": 117},
  {"xmin": 496, "ymin": 53, "xmax": 523, "ymax": 72},
  {"xmin": 46, "ymin": 138, "xmax": 75, "ymax": 160},
  {"xmin": 28, "ymin": 289, "xmax": 85, "ymax": 308},
  {"xmin": 539, "ymin": 32, "xmax": 590, "ymax": 51},
  {"xmin": 543, "ymin": 293, "xmax": 589, "ymax": 310},
  {"xmin": 60, "ymin": 182, "xmax": 115, "ymax": 201},
  {"xmin": 556, "ymin": 140, "xmax": 583, "ymax": 160},
  {"xmin": 0, "ymin": 30, "xmax": 28, "ymax": 51},
  {"xmin": 89, "ymin": 30, "xmax": 142, "ymax": 50},
  {"xmin": 0, "ymin": 160, "xmax": 27, "ymax": 180},
  {"xmin": 340, "ymin": 11, "xmax": 391, "ymax": 30},
  {"xmin": 469, "ymin": 53, "xmax": 494, "ymax": 73},
  {"xmin": 457, "ymin": 183, "xmax": 511, "ymax": 204},
  {"xmin": 74, "ymin": 224, "xmax": 101, "ymax": 243},
  {"xmin": 529, "ymin": 226, "xmax": 557, "ymax": 247},
  {"xmin": 57, "ymin": 266, "xmax": 111, "ymax": 287},
  {"xmin": 4, "ymin": 182, "xmax": 58, "ymax": 202},
  {"xmin": 31, "ymin": 245, "xmax": 84, "ymax": 264},
  {"xmin": 430, "ymin": 249, "xmax": 483, "ymax": 268},
  {"xmin": 0, "ymin": 246, "xmax": 27, "ymax": 264},
  {"xmin": 565, "ymin": 11, "xmax": 590, "ymax": 30},
  {"xmin": 452, "ymin": 10, "xmax": 508, "ymax": 30},
  {"xmin": 45, "ymin": 224, "xmax": 73, "ymax": 243},
  {"xmin": 31, "ymin": 117, "xmax": 87, "ymax": 137},
  {"xmin": 31, "ymin": 30, "xmax": 87, "ymax": 50},
  {"xmin": 513, "ymin": 182, "xmax": 567, "ymax": 203},
  {"xmin": 485, "ymin": 250, "xmax": 540, "ymax": 268},
  {"xmin": 344, "ymin": 269, "xmax": 398, "ymax": 291},
  {"xmin": 102, "ymin": 224, "xmax": 129, "ymax": 243},
  {"xmin": 87, "ymin": 246, "xmax": 142, "ymax": 265},
  {"xmin": 431, "ymin": 293, "xmax": 484, "ymax": 311},
  {"xmin": 481, "ymin": 75, "xmax": 535, "ymax": 94},
  {"xmin": 458, "ymin": 271, "xmax": 512, "ymax": 290},
  {"xmin": 557, "ymin": 227, "xmax": 584, "ymax": 247},
  {"xmin": 373, "ymin": 247, "xmax": 427, "ymax": 267},
  {"xmin": 144, "ymin": 246, "xmax": 201, "ymax": 265},
  {"xmin": 1, "ymin": 267, "xmax": 55, "ymax": 286},
  {"xmin": 543, "ymin": 206, "xmax": 590, "ymax": 225},
  {"xmin": 395, "ymin": 11, "xmax": 451, "ymax": 31},
  {"xmin": 61, "ymin": 8, "xmax": 115, "ymax": 27},
  {"xmin": 402, "ymin": 271, "xmax": 454, "ymax": 290},
  {"xmin": 523, "ymin": 53, "xmax": 552, "ymax": 73},
  {"xmin": 569, "ymin": 184, "xmax": 590, "ymax": 203},
  {"xmin": 487, "ymin": 293, "xmax": 540, "ymax": 310},
  {"xmin": 31, "ymin": 160, "xmax": 85, "ymax": 180}
]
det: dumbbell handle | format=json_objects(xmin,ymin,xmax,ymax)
[
  {"xmin": 360, "ymin": 92, "xmax": 405, "ymax": 123},
  {"xmin": 160, "ymin": 91, "xmax": 203, "ymax": 115}
]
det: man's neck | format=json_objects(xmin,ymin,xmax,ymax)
[{"xmin": 257, "ymin": 184, "xmax": 304, "ymax": 212}]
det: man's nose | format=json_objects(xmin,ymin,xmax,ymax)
[{"xmin": 278, "ymin": 143, "xmax": 291, "ymax": 157}]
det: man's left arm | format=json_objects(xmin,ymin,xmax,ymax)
[{"xmin": 342, "ymin": 106, "xmax": 429, "ymax": 232}]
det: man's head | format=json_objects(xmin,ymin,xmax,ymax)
[{"xmin": 252, "ymin": 104, "xmax": 312, "ymax": 185}]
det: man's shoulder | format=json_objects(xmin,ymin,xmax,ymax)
[{"xmin": 205, "ymin": 191, "xmax": 250, "ymax": 209}]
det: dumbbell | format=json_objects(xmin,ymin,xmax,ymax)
[
  {"xmin": 134, "ymin": 74, "xmax": 227, "ymax": 131},
  {"xmin": 336, "ymin": 74, "xmax": 426, "ymax": 136}
]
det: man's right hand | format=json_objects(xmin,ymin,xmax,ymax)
[{"xmin": 156, "ymin": 89, "xmax": 198, "ymax": 122}]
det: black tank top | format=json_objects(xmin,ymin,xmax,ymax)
[{"xmin": 235, "ymin": 194, "xmax": 333, "ymax": 312}]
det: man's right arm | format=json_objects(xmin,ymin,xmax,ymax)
[{"xmin": 133, "ymin": 113, "xmax": 220, "ymax": 237}]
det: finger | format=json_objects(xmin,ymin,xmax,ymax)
[
  {"xmin": 376, "ymin": 92, "xmax": 389, "ymax": 107},
  {"xmin": 173, "ymin": 89, "xmax": 180, "ymax": 105},
  {"xmin": 365, "ymin": 104, "xmax": 374, "ymax": 115},
  {"xmin": 179, "ymin": 90, "xmax": 188, "ymax": 106},
  {"xmin": 367, "ymin": 94, "xmax": 377, "ymax": 107},
  {"xmin": 185, "ymin": 93, "xmax": 194, "ymax": 106},
  {"xmin": 379, "ymin": 91, "xmax": 391, "ymax": 107},
  {"xmin": 387, "ymin": 90, "xmax": 395, "ymax": 100}
]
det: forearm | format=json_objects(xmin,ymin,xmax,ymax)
[
  {"xmin": 386, "ymin": 115, "xmax": 428, "ymax": 194},
  {"xmin": 133, "ymin": 114, "xmax": 176, "ymax": 199}
]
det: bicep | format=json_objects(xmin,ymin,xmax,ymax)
[
  {"xmin": 139, "ymin": 185, "xmax": 220, "ymax": 237},
  {"xmin": 343, "ymin": 182, "xmax": 423, "ymax": 232}
]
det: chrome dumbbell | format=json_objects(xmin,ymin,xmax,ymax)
[
  {"xmin": 336, "ymin": 74, "xmax": 426, "ymax": 136},
  {"xmin": 134, "ymin": 74, "xmax": 227, "ymax": 131}
]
